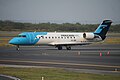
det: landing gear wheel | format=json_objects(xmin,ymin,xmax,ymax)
[
  {"xmin": 16, "ymin": 45, "xmax": 20, "ymax": 51},
  {"xmin": 66, "ymin": 46, "xmax": 71, "ymax": 50},
  {"xmin": 58, "ymin": 46, "xmax": 62, "ymax": 50}
]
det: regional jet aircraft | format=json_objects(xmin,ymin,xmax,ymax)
[{"xmin": 9, "ymin": 20, "xmax": 112, "ymax": 50}]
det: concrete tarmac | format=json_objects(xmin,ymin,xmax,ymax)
[{"xmin": 0, "ymin": 44, "xmax": 120, "ymax": 74}]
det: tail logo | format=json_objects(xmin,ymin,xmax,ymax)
[{"xmin": 100, "ymin": 25, "xmax": 107, "ymax": 29}]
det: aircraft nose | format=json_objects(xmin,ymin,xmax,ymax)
[{"xmin": 9, "ymin": 38, "xmax": 19, "ymax": 45}]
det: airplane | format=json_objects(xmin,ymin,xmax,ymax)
[{"xmin": 9, "ymin": 20, "xmax": 112, "ymax": 50}]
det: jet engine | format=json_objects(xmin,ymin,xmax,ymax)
[{"xmin": 83, "ymin": 33, "xmax": 95, "ymax": 39}]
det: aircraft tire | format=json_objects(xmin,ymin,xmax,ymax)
[
  {"xmin": 58, "ymin": 46, "xmax": 62, "ymax": 50},
  {"xmin": 66, "ymin": 46, "xmax": 71, "ymax": 50}
]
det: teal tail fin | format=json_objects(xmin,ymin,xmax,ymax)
[{"xmin": 94, "ymin": 20, "xmax": 112, "ymax": 40}]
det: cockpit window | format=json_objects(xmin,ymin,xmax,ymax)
[{"xmin": 18, "ymin": 35, "xmax": 26, "ymax": 37}]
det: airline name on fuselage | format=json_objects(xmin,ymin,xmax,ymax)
[{"xmin": 61, "ymin": 35, "xmax": 78, "ymax": 37}]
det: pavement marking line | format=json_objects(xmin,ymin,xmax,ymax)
[
  {"xmin": 0, "ymin": 60, "xmax": 120, "ymax": 68},
  {"xmin": 0, "ymin": 74, "xmax": 21, "ymax": 80}
]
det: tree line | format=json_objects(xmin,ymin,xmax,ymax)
[{"xmin": 0, "ymin": 20, "xmax": 120, "ymax": 32}]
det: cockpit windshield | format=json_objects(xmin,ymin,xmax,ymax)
[{"xmin": 18, "ymin": 35, "xmax": 26, "ymax": 37}]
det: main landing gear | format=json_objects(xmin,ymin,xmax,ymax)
[
  {"xmin": 58, "ymin": 46, "xmax": 62, "ymax": 50},
  {"xmin": 57, "ymin": 46, "xmax": 71, "ymax": 50},
  {"xmin": 66, "ymin": 46, "xmax": 71, "ymax": 50},
  {"xmin": 16, "ymin": 45, "xmax": 20, "ymax": 51}
]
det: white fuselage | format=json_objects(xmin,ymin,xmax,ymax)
[{"xmin": 36, "ymin": 32, "xmax": 102, "ymax": 46}]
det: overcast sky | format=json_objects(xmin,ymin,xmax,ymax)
[{"xmin": 0, "ymin": 0, "xmax": 120, "ymax": 24}]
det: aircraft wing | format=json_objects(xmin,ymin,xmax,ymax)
[{"xmin": 48, "ymin": 41, "xmax": 82, "ymax": 46}]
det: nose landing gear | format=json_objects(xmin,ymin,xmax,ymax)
[{"xmin": 16, "ymin": 45, "xmax": 20, "ymax": 51}]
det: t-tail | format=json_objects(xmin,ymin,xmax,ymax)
[{"xmin": 94, "ymin": 20, "xmax": 112, "ymax": 40}]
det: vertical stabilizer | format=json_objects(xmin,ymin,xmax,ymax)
[{"xmin": 94, "ymin": 20, "xmax": 112, "ymax": 40}]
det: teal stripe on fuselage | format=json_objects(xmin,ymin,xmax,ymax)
[{"xmin": 19, "ymin": 32, "xmax": 47, "ymax": 45}]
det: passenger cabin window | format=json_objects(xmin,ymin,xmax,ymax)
[{"xmin": 41, "ymin": 36, "xmax": 44, "ymax": 39}]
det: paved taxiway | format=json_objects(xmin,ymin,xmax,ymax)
[{"xmin": 0, "ymin": 44, "xmax": 120, "ymax": 74}]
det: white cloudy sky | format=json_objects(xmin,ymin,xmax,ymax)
[{"xmin": 0, "ymin": 0, "xmax": 120, "ymax": 24}]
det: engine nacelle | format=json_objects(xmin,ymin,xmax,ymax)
[{"xmin": 83, "ymin": 33, "xmax": 95, "ymax": 39}]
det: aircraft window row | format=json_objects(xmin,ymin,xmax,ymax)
[{"xmin": 38, "ymin": 36, "xmax": 76, "ymax": 39}]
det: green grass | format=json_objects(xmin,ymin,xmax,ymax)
[
  {"xmin": 0, "ymin": 67, "xmax": 120, "ymax": 80},
  {"xmin": 107, "ymin": 33, "xmax": 120, "ymax": 37},
  {"xmin": 0, "ymin": 38, "xmax": 13, "ymax": 47},
  {"xmin": 104, "ymin": 38, "xmax": 120, "ymax": 44},
  {"xmin": 0, "ymin": 31, "xmax": 20, "ymax": 37}
]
